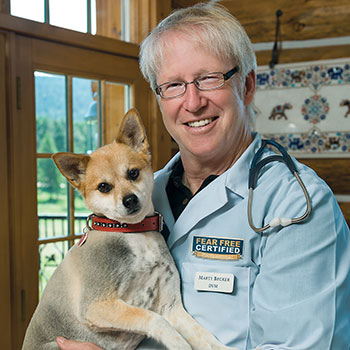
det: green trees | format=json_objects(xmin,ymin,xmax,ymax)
[{"xmin": 36, "ymin": 116, "xmax": 90, "ymax": 209}]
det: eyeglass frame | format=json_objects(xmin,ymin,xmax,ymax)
[{"xmin": 155, "ymin": 66, "xmax": 239, "ymax": 99}]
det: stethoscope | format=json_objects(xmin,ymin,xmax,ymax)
[{"xmin": 248, "ymin": 139, "xmax": 312, "ymax": 233}]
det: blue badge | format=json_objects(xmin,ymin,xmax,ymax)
[{"xmin": 192, "ymin": 236, "xmax": 244, "ymax": 260}]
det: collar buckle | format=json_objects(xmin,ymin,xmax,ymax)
[{"xmin": 156, "ymin": 211, "xmax": 164, "ymax": 232}]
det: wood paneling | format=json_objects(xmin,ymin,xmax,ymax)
[
  {"xmin": 103, "ymin": 83, "xmax": 127, "ymax": 144},
  {"xmin": 172, "ymin": 0, "xmax": 350, "ymax": 43},
  {"xmin": 221, "ymin": 0, "xmax": 350, "ymax": 43},
  {"xmin": 96, "ymin": 0, "xmax": 123, "ymax": 40},
  {"xmin": 130, "ymin": 0, "xmax": 172, "ymax": 43}
]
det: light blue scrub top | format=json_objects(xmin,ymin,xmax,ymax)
[{"xmin": 138, "ymin": 133, "xmax": 350, "ymax": 350}]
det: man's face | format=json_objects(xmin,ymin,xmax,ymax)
[{"xmin": 156, "ymin": 31, "xmax": 253, "ymax": 164}]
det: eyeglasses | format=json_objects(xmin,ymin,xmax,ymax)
[{"xmin": 155, "ymin": 66, "xmax": 239, "ymax": 99}]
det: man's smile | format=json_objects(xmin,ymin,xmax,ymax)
[{"xmin": 185, "ymin": 117, "xmax": 219, "ymax": 128}]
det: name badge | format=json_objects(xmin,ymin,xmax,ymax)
[{"xmin": 194, "ymin": 272, "xmax": 234, "ymax": 294}]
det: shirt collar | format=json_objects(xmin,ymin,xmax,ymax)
[{"xmin": 224, "ymin": 132, "xmax": 262, "ymax": 199}]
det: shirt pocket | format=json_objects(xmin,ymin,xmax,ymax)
[{"xmin": 181, "ymin": 261, "xmax": 250, "ymax": 348}]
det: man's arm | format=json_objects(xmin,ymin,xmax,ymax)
[
  {"xmin": 56, "ymin": 337, "xmax": 102, "ymax": 350},
  {"xmin": 248, "ymin": 175, "xmax": 350, "ymax": 349}
]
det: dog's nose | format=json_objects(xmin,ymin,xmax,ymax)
[{"xmin": 122, "ymin": 194, "xmax": 140, "ymax": 213}]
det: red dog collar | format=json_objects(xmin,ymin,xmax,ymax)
[
  {"xmin": 79, "ymin": 213, "xmax": 163, "ymax": 247},
  {"xmin": 91, "ymin": 213, "xmax": 163, "ymax": 233}
]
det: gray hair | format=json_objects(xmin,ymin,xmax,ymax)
[{"xmin": 139, "ymin": 2, "xmax": 257, "ymax": 122}]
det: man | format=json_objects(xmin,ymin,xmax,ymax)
[{"xmin": 58, "ymin": 3, "xmax": 350, "ymax": 349}]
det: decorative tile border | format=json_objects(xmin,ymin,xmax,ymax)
[{"xmin": 254, "ymin": 58, "xmax": 350, "ymax": 157}]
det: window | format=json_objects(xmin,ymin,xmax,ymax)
[
  {"xmin": 10, "ymin": 0, "xmax": 131, "ymax": 40},
  {"xmin": 35, "ymin": 71, "xmax": 131, "ymax": 295},
  {"xmin": 10, "ymin": 0, "xmax": 96, "ymax": 33},
  {"xmin": 49, "ymin": 0, "xmax": 95, "ymax": 33},
  {"xmin": 10, "ymin": 0, "xmax": 45, "ymax": 22}
]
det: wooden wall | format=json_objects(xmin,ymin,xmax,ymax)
[
  {"xmin": 172, "ymin": 0, "xmax": 350, "ymax": 42},
  {"xmin": 171, "ymin": 0, "xmax": 350, "ymax": 225},
  {"xmin": 172, "ymin": 0, "xmax": 350, "ymax": 63}
]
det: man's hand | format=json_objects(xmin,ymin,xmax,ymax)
[{"xmin": 56, "ymin": 337, "xmax": 103, "ymax": 350}]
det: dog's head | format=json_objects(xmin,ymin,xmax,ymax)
[{"xmin": 52, "ymin": 108, "xmax": 154, "ymax": 224}]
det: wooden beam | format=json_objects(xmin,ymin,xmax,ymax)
[
  {"xmin": 256, "ymin": 44, "xmax": 350, "ymax": 66},
  {"xmin": 171, "ymin": 0, "xmax": 350, "ymax": 43},
  {"xmin": 0, "ymin": 12, "xmax": 139, "ymax": 59},
  {"xmin": 222, "ymin": 0, "xmax": 350, "ymax": 42}
]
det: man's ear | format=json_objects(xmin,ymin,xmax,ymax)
[
  {"xmin": 243, "ymin": 70, "xmax": 256, "ymax": 106},
  {"xmin": 116, "ymin": 108, "xmax": 150, "ymax": 155},
  {"xmin": 52, "ymin": 153, "xmax": 90, "ymax": 188}
]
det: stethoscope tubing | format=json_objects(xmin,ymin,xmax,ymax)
[{"xmin": 248, "ymin": 140, "xmax": 312, "ymax": 233}]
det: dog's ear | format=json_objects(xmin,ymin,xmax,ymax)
[
  {"xmin": 52, "ymin": 153, "xmax": 90, "ymax": 188},
  {"xmin": 116, "ymin": 108, "xmax": 150, "ymax": 154}
]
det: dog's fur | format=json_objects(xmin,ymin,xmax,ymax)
[{"xmin": 22, "ymin": 109, "xmax": 237, "ymax": 350}]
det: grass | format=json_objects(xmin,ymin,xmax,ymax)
[{"xmin": 37, "ymin": 189, "xmax": 88, "ymax": 214}]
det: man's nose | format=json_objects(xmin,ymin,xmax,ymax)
[{"xmin": 183, "ymin": 83, "xmax": 207, "ymax": 112}]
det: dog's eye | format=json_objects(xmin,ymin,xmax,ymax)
[
  {"xmin": 127, "ymin": 168, "xmax": 140, "ymax": 181},
  {"xmin": 97, "ymin": 182, "xmax": 113, "ymax": 193}
]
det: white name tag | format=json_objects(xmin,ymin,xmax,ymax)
[{"xmin": 194, "ymin": 272, "xmax": 234, "ymax": 294}]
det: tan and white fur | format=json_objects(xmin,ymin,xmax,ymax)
[{"xmin": 22, "ymin": 109, "xmax": 238, "ymax": 350}]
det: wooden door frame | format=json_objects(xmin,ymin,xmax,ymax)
[{"xmin": 0, "ymin": 31, "xmax": 12, "ymax": 350}]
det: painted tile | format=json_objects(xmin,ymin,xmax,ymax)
[{"xmin": 254, "ymin": 58, "xmax": 350, "ymax": 156}]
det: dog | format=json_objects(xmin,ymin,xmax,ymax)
[{"xmin": 22, "ymin": 109, "xmax": 238, "ymax": 350}]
